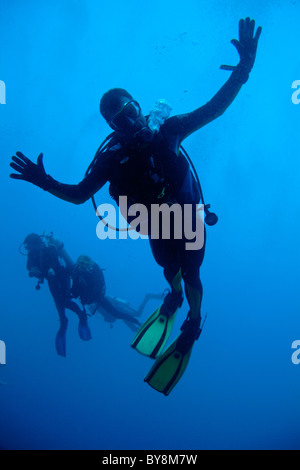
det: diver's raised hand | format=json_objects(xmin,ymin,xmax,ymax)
[
  {"xmin": 10, "ymin": 151, "xmax": 50, "ymax": 189},
  {"xmin": 220, "ymin": 17, "xmax": 262, "ymax": 82},
  {"xmin": 231, "ymin": 17, "xmax": 262, "ymax": 72}
]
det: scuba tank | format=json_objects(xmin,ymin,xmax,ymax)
[{"xmin": 43, "ymin": 232, "xmax": 75, "ymax": 272}]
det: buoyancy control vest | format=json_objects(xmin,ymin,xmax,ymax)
[
  {"xmin": 106, "ymin": 137, "xmax": 190, "ymax": 207},
  {"xmin": 86, "ymin": 131, "xmax": 218, "ymax": 227}
]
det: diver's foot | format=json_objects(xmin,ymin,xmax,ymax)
[
  {"xmin": 177, "ymin": 315, "xmax": 202, "ymax": 353},
  {"xmin": 160, "ymin": 289, "xmax": 184, "ymax": 318}
]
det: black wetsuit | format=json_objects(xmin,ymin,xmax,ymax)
[
  {"xmin": 27, "ymin": 243, "xmax": 83, "ymax": 322},
  {"xmin": 71, "ymin": 261, "xmax": 141, "ymax": 329},
  {"xmin": 71, "ymin": 262, "xmax": 106, "ymax": 306},
  {"xmin": 44, "ymin": 70, "xmax": 246, "ymax": 299}
]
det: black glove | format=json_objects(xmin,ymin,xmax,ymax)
[
  {"xmin": 221, "ymin": 17, "xmax": 262, "ymax": 83},
  {"xmin": 10, "ymin": 151, "xmax": 51, "ymax": 190}
]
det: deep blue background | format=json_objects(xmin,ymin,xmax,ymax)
[{"xmin": 0, "ymin": 0, "xmax": 299, "ymax": 450}]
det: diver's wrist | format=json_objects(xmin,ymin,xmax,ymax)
[
  {"xmin": 234, "ymin": 60, "xmax": 252, "ymax": 84},
  {"xmin": 39, "ymin": 174, "xmax": 55, "ymax": 191}
]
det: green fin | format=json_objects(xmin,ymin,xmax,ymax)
[
  {"xmin": 144, "ymin": 335, "xmax": 195, "ymax": 395},
  {"xmin": 144, "ymin": 318, "xmax": 201, "ymax": 395},
  {"xmin": 130, "ymin": 305, "xmax": 178, "ymax": 358}
]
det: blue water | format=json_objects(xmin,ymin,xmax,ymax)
[{"xmin": 1, "ymin": 0, "xmax": 300, "ymax": 450}]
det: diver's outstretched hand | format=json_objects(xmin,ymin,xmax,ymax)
[
  {"xmin": 10, "ymin": 151, "xmax": 50, "ymax": 189},
  {"xmin": 231, "ymin": 17, "xmax": 262, "ymax": 73}
]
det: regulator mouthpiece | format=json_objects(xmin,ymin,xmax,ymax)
[{"xmin": 134, "ymin": 126, "xmax": 154, "ymax": 143}]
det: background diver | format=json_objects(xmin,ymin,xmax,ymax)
[
  {"xmin": 11, "ymin": 18, "xmax": 262, "ymax": 394},
  {"xmin": 71, "ymin": 254, "xmax": 160, "ymax": 331},
  {"xmin": 21, "ymin": 233, "xmax": 92, "ymax": 357}
]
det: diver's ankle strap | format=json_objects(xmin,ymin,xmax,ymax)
[{"xmin": 180, "ymin": 315, "xmax": 201, "ymax": 341}]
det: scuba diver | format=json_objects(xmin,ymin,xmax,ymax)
[
  {"xmin": 71, "ymin": 254, "xmax": 145, "ymax": 331},
  {"xmin": 21, "ymin": 233, "xmax": 92, "ymax": 357},
  {"xmin": 10, "ymin": 18, "xmax": 262, "ymax": 394}
]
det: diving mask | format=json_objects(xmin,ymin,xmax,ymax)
[{"xmin": 109, "ymin": 100, "xmax": 141, "ymax": 131}]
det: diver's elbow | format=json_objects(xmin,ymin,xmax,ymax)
[{"xmin": 73, "ymin": 197, "xmax": 88, "ymax": 205}]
